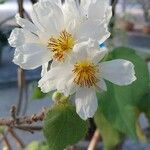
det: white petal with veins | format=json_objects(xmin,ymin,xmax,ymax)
[
  {"xmin": 13, "ymin": 44, "xmax": 52, "ymax": 70},
  {"xmin": 100, "ymin": 59, "xmax": 136, "ymax": 86},
  {"xmin": 75, "ymin": 88, "xmax": 98, "ymax": 120}
]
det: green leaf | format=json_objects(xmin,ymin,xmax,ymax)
[
  {"xmin": 97, "ymin": 86, "xmax": 137, "ymax": 138},
  {"xmin": 43, "ymin": 104, "xmax": 88, "ymax": 150},
  {"xmin": 138, "ymin": 87, "xmax": 150, "ymax": 112},
  {"xmin": 94, "ymin": 111, "xmax": 123, "ymax": 150},
  {"xmin": 138, "ymin": 86, "xmax": 150, "ymax": 125},
  {"xmin": 96, "ymin": 47, "xmax": 149, "ymax": 138},
  {"xmin": 109, "ymin": 47, "xmax": 149, "ymax": 105},
  {"xmin": 0, "ymin": 126, "xmax": 5, "ymax": 134},
  {"xmin": 32, "ymin": 87, "xmax": 47, "ymax": 100},
  {"xmin": 0, "ymin": 0, "xmax": 6, "ymax": 4}
]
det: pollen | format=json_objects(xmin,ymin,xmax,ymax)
[
  {"xmin": 72, "ymin": 60, "xmax": 99, "ymax": 88},
  {"xmin": 47, "ymin": 30, "xmax": 75, "ymax": 61}
]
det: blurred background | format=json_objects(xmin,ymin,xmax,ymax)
[{"xmin": 0, "ymin": 0, "xmax": 150, "ymax": 149}]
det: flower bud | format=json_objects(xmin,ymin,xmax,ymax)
[{"xmin": 52, "ymin": 91, "xmax": 63, "ymax": 102}]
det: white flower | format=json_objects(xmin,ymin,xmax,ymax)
[
  {"xmin": 8, "ymin": 0, "xmax": 112, "ymax": 74},
  {"xmin": 38, "ymin": 40, "xmax": 136, "ymax": 120},
  {"xmin": 80, "ymin": 0, "xmax": 112, "ymax": 24}
]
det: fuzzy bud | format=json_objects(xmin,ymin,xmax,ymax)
[{"xmin": 52, "ymin": 91, "xmax": 63, "ymax": 102}]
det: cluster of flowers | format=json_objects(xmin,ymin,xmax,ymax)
[{"xmin": 8, "ymin": 0, "xmax": 136, "ymax": 120}]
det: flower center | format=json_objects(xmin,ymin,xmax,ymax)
[
  {"xmin": 72, "ymin": 60, "xmax": 99, "ymax": 88},
  {"xmin": 47, "ymin": 30, "xmax": 75, "ymax": 61}
]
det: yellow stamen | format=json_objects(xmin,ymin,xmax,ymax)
[
  {"xmin": 72, "ymin": 60, "xmax": 99, "ymax": 88},
  {"xmin": 47, "ymin": 30, "xmax": 75, "ymax": 61}
]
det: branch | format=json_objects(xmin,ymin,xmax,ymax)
[
  {"xmin": 16, "ymin": 67, "xmax": 26, "ymax": 116},
  {"xmin": 17, "ymin": 0, "xmax": 24, "ymax": 18},
  {"xmin": 2, "ymin": 133, "xmax": 11, "ymax": 150},
  {"xmin": 88, "ymin": 129, "xmax": 101, "ymax": 150},
  {"xmin": 14, "ymin": 125, "xmax": 42, "ymax": 133},
  {"xmin": 0, "ymin": 106, "xmax": 46, "ymax": 133},
  {"xmin": 16, "ymin": 0, "xmax": 29, "ymax": 117},
  {"xmin": 110, "ymin": 0, "xmax": 118, "ymax": 38},
  {"xmin": 0, "ymin": 112, "xmax": 45, "ymax": 126},
  {"xmin": 8, "ymin": 128, "xmax": 25, "ymax": 149}
]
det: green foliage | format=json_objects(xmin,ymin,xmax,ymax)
[
  {"xmin": 25, "ymin": 141, "xmax": 49, "ymax": 150},
  {"xmin": 32, "ymin": 87, "xmax": 47, "ymax": 100},
  {"xmin": 109, "ymin": 47, "xmax": 149, "ymax": 106},
  {"xmin": 95, "ymin": 47, "xmax": 149, "ymax": 146},
  {"xmin": 96, "ymin": 86, "xmax": 137, "ymax": 138},
  {"xmin": 138, "ymin": 87, "xmax": 150, "ymax": 112},
  {"xmin": 0, "ymin": 0, "xmax": 6, "ymax": 4},
  {"xmin": 138, "ymin": 86, "xmax": 150, "ymax": 124},
  {"xmin": 94, "ymin": 111, "xmax": 123, "ymax": 150},
  {"xmin": 0, "ymin": 126, "xmax": 5, "ymax": 134},
  {"xmin": 43, "ymin": 103, "xmax": 87, "ymax": 150}
]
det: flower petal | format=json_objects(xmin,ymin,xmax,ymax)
[
  {"xmin": 8, "ymin": 28, "xmax": 25, "ymax": 47},
  {"xmin": 8, "ymin": 28, "xmax": 39, "ymax": 47},
  {"xmin": 71, "ymin": 40, "xmax": 90, "ymax": 62},
  {"xmin": 100, "ymin": 59, "xmax": 136, "ymax": 86},
  {"xmin": 39, "ymin": 0, "xmax": 62, "ymax": 6},
  {"xmin": 88, "ymin": 0, "xmax": 112, "ymax": 22},
  {"xmin": 57, "ymin": 76, "xmax": 77, "ymax": 96},
  {"xmin": 96, "ymin": 78, "xmax": 107, "ymax": 91},
  {"xmin": 71, "ymin": 40, "xmax": 107, "ymax": 64},
  {"xmin": 41, "ymin": 62, "xmax": 49, "ymax": 77},
  {"xmin": 38, "ymin": 65, "xmax": 71, "ymax": 93},
  {"xmin": 105, "ymin": 6, "xmax": 112, "ymax": 24},
  {"xmin": 13, "ymin": 43, "xmax": 52, "ymax": 69},
  {"xmin": 30, "ymin": 0, "xmax": 64, "ymax": 35},
  {"xmin": 65, "ymin": 78, "xmax": 77, "ymax": 96},
  {"xmin": 90, "ymin": 47, "xmax": 108, "ymax": 64},
  {"xmin": 80, "ymin": 0, "xmax": 91, "ymax": 15},
  {"xmin": 76, "ymin": 20, "xmax": 110, "ymax": 43},
  {"xmin": 75, "ymin": 88, "xmax": 98, "ymax": 120},
  {"xmin": 15, "ymin": 14, "xmax": 38, "ymax": 34},
  {"xmin": 39, "ymin": 78, "xmax": 57, "ymax": 93},
  {"xmin": 51, "ymin": 61, "xmax": 62, "ymax": 69},
  {"xmin": 38, "ymin": 68, "xmax": 60, "ymax": 93},
  {"xmin": 62, "ymin": 0, "xmax": 81, "ymax": 25}
]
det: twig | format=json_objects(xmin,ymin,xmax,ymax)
[
  {"xmin": 10, "ymin": 105, "xmax": 17, "ymax": 120},
  {"xmin": 0, "ymin": 106, "xmax": 45, "ymax": 133},
  {"xmin": 16, "ymin": 67, "xmax": 25, "ymax": 116},
  {"xmin": 17, "ymin": 0, "xmax": 24, "ymax": 18},
  {"xmin": 0, "ymin": 131, "xmax": 9, "ymax": 142},
  {"xmin": 2, "ymin": 133, "xmax": 11, "ymax": 150},
  {"xmin": 14, "ymin": 125, "xmax": 43, "ymax": 133},
  {"xmin": 8, "ymin": 128, "xmax": 25, "ymax": 149},
  {"xmin": 88, "ymin": 129, "xmax": 100, "ymax": 150},
  {"xmin": 0, "ymin": 107, "xmax": 45, "ymax": 129},
  {"xmin": 16, "ymin": 0, "xmax": 29, "ymax": 117},
  {"xmin": 110, "ymin": 0, "xmax": 118, "ymax": 38},
  {"xmin": 0, "ymin": 113, "xmax": 45, "ymax": 126},
  {"xmin": 22, "ymin": 84, "xmax": 28, "ymax": 116}
]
